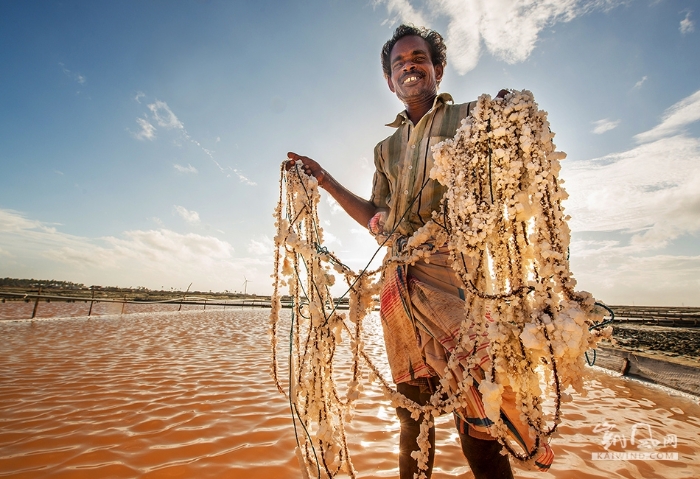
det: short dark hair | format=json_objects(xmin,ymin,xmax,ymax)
[{"xmin": 381, "ymin": 24, "xmax": 447, "ymax": 79}]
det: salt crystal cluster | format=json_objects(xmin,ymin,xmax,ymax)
[
  {"xmin": 270, "ymin": 161, "xmax": 383, "ymax": 479},
  {"xmin": 430, "ymin": 90, "xmax": 609, "ymax": 458}
]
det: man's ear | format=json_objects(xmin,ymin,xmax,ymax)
[
  {"xmin": 435, "ymin": 64, "xmax": 444, "ymax": 86},
  {"xmin": 387, "ymin": 75, "xmax": 396, "ymax": 93}
]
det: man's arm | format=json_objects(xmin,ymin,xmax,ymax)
[{"xmin": 286, "ymin": 152, "xmax": 379, "ymax": 228}]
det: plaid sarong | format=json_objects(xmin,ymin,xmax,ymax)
[{"xmin": 379, "ymin": 248, "xmax": 554, "ymax": 471}]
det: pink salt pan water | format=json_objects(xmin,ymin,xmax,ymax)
[{"xmin": 0, "ymin": 307, "xmax": 698, "ymax": 478}]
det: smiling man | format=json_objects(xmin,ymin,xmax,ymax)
[{"xmin": 287, "ymin": 25, "xmax": 515, "ymax": 479}]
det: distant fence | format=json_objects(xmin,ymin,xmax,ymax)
[
  {"xmin": 2, "ymin": 291, "xmax": 696, "ymax": 325},
  {"xmin": 610, "ymin": 305, "xmax": 700, "ymax": 327},
  {"xmin": 0, "ymin": 290, "xmax": 353, "ymax": 320}
]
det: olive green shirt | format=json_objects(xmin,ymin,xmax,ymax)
[{"xmin": 370, "ymin": 93, "xmax": 475, "ymax": 236}]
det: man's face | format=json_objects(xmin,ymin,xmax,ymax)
[{"xmin": 386, "ymin": 35, "xmax": 443, "ymax": 105}]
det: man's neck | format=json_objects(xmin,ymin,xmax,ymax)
[{"xmin": 404, "ymin": 94, "xmax": 438, "ymax": 124}]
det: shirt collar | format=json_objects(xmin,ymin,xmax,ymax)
[{"xmin": 385, "ymin": 92, "xmax": 454, "ymax": 128}]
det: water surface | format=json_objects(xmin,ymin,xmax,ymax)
[{"xmin": 1, "ymin": 308, "xmax": 698, "ymax": 478}]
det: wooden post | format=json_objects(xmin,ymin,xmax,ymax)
[
  {"xmin": 88, "ymin": 288, "xmax": 95, "ymax": 317},
  {"xmin": 121, "ymin": 295, "xmax": 127, "ymax": 315},
  {"xmin": 31, "ymin": 287, "xmax": 42, "ymax": 319},
  {"xmin": 203, "ymin": 299, "xmax": 207, "ymax": 311},
  {"xmin": 178, "ymin": 283, "xmax": 192, "ymax": 312}
]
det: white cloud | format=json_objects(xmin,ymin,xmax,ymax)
[
  {"xmin": 680, "ymin": 11, "xmax": 694, "ymax": 35},
  {"xmin": 232, "ymin": 169, "xmax": 257, "ymax": 185},
  {"xmin": 378, "ymin": 0, "xmax": 428, "ymax": 27},
  {"xmin": 564, "ymin": 134, "xmax": 700, "ymax": 245},
  {"xmin": 102, "ymin": 229, "xmax": 231, "ymax": 263},
  {"xmin": 59, "ymin": 62, "xmax": 86, "ymax": 85},
  {"xmin": 248, "ymin": 236, "xmax": 274, "ymax": 255},
  {"xmin": 0, "ymin": 208, "xmax": 267, "ymax": 293},
  {"xmin": 634, "ymin": 89, "xmax": 700, "ymax": 143},
  {"xmin": 376, "ymin": 0, "xmax": 623, "ymax": 74},
  {"xmin": 561, "ymin": 93, "xmax": 700, "ymax": 303},
  {"xmin": 0, "ymin": 208, "xmax": 49, "ymax": 232},
  {"xmin": 134, "ymin": 117, "xmax": 156, "ymax": 140},
  {"xmin": 562, "ymin": 91, "xmax": 700, "ymax": 306},
  {"xmin": 358, "ymin": 156, "xmax": 373, "ymax": 171},
  {"xmin": 324, "ymin": 231, "xmax": 342, "ymax": 246},
  {"xmin": 173, "ymin": 205, "xmax": 200, "ymax": 224},
  {"xmin": 132, "ymin": 96, "xmax": 255, "ymax": 186},
  {"xmin": 174, "ymin": 163, "xmax": 198, "ymax": 174},
  {"xmin": 633, "ymin": 75, "xmax": 647, "ymax": 89},
  {"xmin": 326, "ymin": 196, "xmax": 344, "ymax": 214},
  {"xmin": 148, "ymin": 100, "xmax": 184, "ymax": 130},
  {"xmin": 134, "ymin": 91, "xmax": 145, "ymax": 103},
  {"xmin": 570, "ymin": 246, "xmax": 700, "ymax": 306},
  {"xmin": 591, "ymin": 118, "xmax": 620, "ymax": 134}
]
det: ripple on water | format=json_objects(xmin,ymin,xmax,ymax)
[{"xmin": 0, "ymin": 309, "xmax": 699, "ymax": 478}]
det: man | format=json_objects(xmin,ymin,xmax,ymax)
[{"xmin": 287, "ymin": 25, "xmax": 514, "ymax": 479}]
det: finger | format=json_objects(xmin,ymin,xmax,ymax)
[
  {"xmin": 285, "ymin": 152, "xmax": 300, "ymax": 169},
  {"xmin": 287, "ymin": 152, "xmax": 310, "ymax": 163}
]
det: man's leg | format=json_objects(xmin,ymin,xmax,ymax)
[
  {"xmin": 455, "ymin": 417, "xmax": 514, "ymax": 479},
  {"xmin": 396, "ymin": 380, "xmax": 436, "ymax": 479}
]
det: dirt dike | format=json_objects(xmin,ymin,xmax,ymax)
[{"xmin": 590, "ymin": 323, "xmax": 700, "ymax": 396}]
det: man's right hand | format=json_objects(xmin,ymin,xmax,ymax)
[
  {"xmin": 285, "ymin": 152, "xmax": 378, "ymax": 229},
  {"xmin": 286, "ymin": 152, "xmax": 327, "ymax": 188}
]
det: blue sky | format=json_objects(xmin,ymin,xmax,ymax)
[{"xmin": 1, "ymin": 0, "xmax": 698, "ymax": 305}]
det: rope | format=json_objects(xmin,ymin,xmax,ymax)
[
  {"xmin": 288, "ymin": 301, "xmax": 321, "ymax": 479},
  {"xmin": 274, "ymin": 162, "xmax": 449, "ymax": 477},
  {"xmin": 585, "ymin": 302, "xmax": 616, "ymax": 366},
  {"xmin": 287, "ymin": 160, "xmax": 433, "ymax": 314},
  {"xmin": 275, "ymin": 160, "xmax": 554, "ymax": 475}
]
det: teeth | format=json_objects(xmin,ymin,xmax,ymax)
[{"xmin": 404, "ymin": 76, "xmax": 419, "ymax": 84}]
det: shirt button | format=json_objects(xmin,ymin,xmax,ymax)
[
  {"xmin": 408, "ymin": 165, "xmax": 413, "ymax": 170},
  {"xmin": 404, "ymin": 190, "xmax": 408, "ymax": 194},
  {"xmin": 411, "ymin": 145, "xmax": 416, "ymax": 149}
]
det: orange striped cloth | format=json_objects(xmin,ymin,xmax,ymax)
[{"xmin": 379, "ymin": 248, "xmax": 554, "ymax": 471}]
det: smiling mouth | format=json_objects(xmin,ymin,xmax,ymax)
[{"xmin": 402, "ymin": 74, "xmax": 422, "ymax": 85}]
